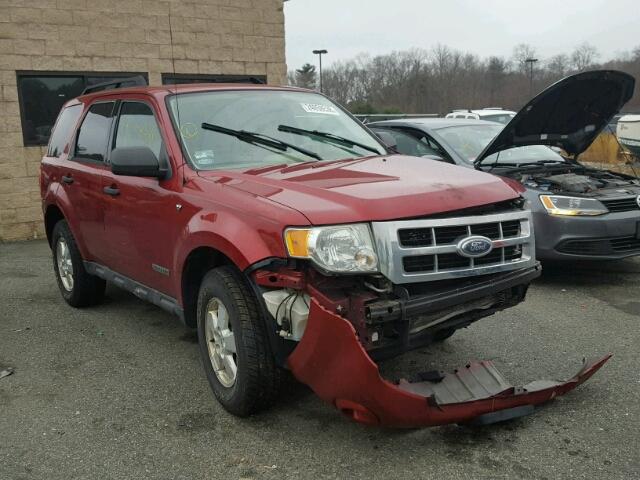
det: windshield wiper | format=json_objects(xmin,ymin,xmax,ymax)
[
  {"xmin": 278, "ymin": 124, "xmax": 381, "ymax": 155},
  {"xmin": 201, "ymin": 123, "xmax": 322, "ymax": 161},
  {"xmin": 481, "ymin": 160, "xmax": 566, "ymax": 169}
]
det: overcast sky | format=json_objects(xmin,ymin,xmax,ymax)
[{"xmin": 284, "ymin": 0, "xmax": 639, "ymax": 70}]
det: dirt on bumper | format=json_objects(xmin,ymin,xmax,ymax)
[{"xmin": 288, "ymin": 298, "xmax": 611, "ymax": 428}]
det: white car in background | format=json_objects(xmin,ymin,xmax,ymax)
[{"xmin": 445, "ymin": 108, "xmax": 516, "ymax": 124}]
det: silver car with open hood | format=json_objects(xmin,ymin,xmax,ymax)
[{"xmin": 371, "ymin": 70, "xmax": 640, "ymax": 261}]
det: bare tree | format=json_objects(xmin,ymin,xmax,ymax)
[
  {"xmin": 546, "ymin": 54, "xmax": 570, "ymax": 78},
  {"xmin": 511, "ymin": 43, "xmax": 537, "ymax": 74},
  {"xmin": 571, "ymin": 43, "xmax": 599, "ymax": 71},
  {"xmin": 315, "ymin": 44, "xmax": 640, "ymax": 115}
]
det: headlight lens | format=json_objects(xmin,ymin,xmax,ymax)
[
  {"xmin": 284, "ymin": 223, "xmax": 378, "ymax": 273},
  {"xmin": 539, "ymin": 195, "xmax": 608, "ymax": 216}
]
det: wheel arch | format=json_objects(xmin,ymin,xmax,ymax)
[
  {"xmin": 180, "ymin": 246, "xmax": 234, "ymax": 328},
  {"xmin": 174, "ymin": 211, "xmax": 288, "ymax": 327},
  {"xmin": 44, "ymin": 204, "xmax": 66, "ymax": 247}
]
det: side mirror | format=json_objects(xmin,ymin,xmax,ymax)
[
  {"xmin": 374, "ymin": 131, "xmax": 398, "ymax": 151},
  {"xmin": 111, "ymin": 147, "xmax": 165, "ymax": 178}
]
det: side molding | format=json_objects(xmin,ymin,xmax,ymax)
[{"xmin": 84, "ymin": 261, "xmax": 185, "ymax": 322}]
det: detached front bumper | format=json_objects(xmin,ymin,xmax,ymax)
[{"xmin": 288, "ymin": 298, "xmax": 610, "ymax": 428}]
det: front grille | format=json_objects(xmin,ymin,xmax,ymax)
[
  {"xmin": 601, "ymin": 197, "xmax": 640, "ymax": 213},
  {"xmin": 372, "ymin": 210, "xmax": 535, "ymax": 284},
  {"xmin": 398, "ymin": 219, "xmax": 522, "ymax": 248},
  {"xmin": 557, "ymin": 236, "xmax": 640, "ymax": 255},
  {"xmin": 610, "ymin": 236, "xmax": 640, "ymax": 252},
  {"xmin": 403, "ymin": 255, "xmax": 436, "ymax": 272},
  {"xmin": 434, "ymin": 225, "xmax": 468, "ymax": 244},
  {"xmin": 398, "ymin": 228, "xmax": 433, "ymax": 247},
  {"xmin": 403, "ymin": 245, "xmax": 523, "ymax": 272}
]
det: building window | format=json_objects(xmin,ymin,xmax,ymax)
[
  {"xmin": 161, "ymin": 73, "xmax": 267, "ymax": 85},
  {"xmin": 16, "ymin": 71, "xmax": 148, "ymax": 147}
]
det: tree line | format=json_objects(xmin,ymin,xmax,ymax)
[{"xmin": 289, "ymin": 43, "xmax": 640, "ymax": 115}]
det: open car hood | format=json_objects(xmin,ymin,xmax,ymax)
[{"xmin": 475, "ymin": 70, "xmax": 635, "ymax": 164}]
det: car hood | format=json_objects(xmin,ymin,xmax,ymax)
[
  {"xmin": 475, "ymin": 70, "xmax": 635, "ymax": 164},
  {"xmin": 197, "ymin": 155, "xmax": 522, "ymax": 225}
]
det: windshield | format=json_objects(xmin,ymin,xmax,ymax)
[
  {"xmin": 436, "ymin": 125, "xmax": 567, "ymax": 164},
  {"xmin": 168, "ymin": 90, "xmax": 385, "ymax": 170},
  {"xmin": 480, "ymin": 113, "xmax": 515, "ymax": 124},
  {"xmin": 372, "ymin": 128, "xmax": 442, "ymax": 158}
]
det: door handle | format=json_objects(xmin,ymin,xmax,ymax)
[
  {"xmin": 61, "ymin": 175, "xmax": 74, "ymax": 185},
  {"xmin": 103, "ymin": 185, "xmax": 120, "ymax": 197}
]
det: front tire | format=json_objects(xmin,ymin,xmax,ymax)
[
  {"xmin": 51, "ymin": 220, "xmax": 105, "ymax": 307},
  {"xmin": 197, "ymin": 265, "xmax": 281, "ymax": 416}
]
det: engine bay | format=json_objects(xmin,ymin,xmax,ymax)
[{"xmin": 507, "ymin": 165, "xmax": 640, "ymax": 195}]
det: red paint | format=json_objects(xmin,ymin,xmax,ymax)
[
  {"xmin": 288, "ymin": 298, "xmax": 610, "ymax": 428},
  {"xmin": 41, "ymin": 84, "xmax": 608, "ymax": 427},
  {"xmin": 198, "ymin": 155, "xmax": 521, "ymax": 225},
  {"xmin": 41, "ymin": 84, "xmax": 522, "ymax": 305}
]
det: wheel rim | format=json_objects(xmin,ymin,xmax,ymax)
[
  {"xmin": 204, "ymin": 297, "xmax": 237, "ymax": 388},
  {"xmin": 56, "ymin": 237, "xmax": 74, "ymax": 292}
]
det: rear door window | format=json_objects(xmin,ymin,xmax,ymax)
[
  {"xmin": 47, "ymin": 104, "xmax": 83, "ymax": 157},
  {"xmin": 74, "ymin": 102, "xmax": 115, "ymax": 163}
]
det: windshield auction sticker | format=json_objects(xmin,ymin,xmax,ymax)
[{"xmin": 301, "ymin": 103, "xmax": 340, "ymax": 115}]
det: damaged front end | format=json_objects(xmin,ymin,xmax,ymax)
[
  {"xmin": 248, "ymin": 203, "xmax": 610, "ymax": 427},
  {"xmin": 251, "ymin": 260, "xmax": 609, "ymax": 428},
  {"xmin": 289, "ymin": 297, "xmax": 610, "ymax": 427}
]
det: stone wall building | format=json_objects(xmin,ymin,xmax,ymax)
[{"xmin": 0, "ymin": 0, "xmax": 287, "ymax": 241}]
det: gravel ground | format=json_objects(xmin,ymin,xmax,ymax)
[{"xmin": 1, "ymin": 240, "xmax": 639, "ymax": 480}]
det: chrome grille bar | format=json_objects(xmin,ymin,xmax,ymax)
[{"xmin": 371, "ymin": 210, "xmax": 536, "ymax": 284}]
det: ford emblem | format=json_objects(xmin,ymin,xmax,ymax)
[
  {"xmin": 636, "ymin": 195, "xmax": 640, "ymax": 208},
  {"xmin": 457, "ymin": 235, "xmax": 493, "ymax": 258}
]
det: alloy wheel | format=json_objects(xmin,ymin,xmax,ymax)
[
  {"xmin": 56, "ymin": 237, "xmax": 74, "ymax": 291},
  {"xmin": 204, "ymin": 297, "xmax": 238, "ymax": 387}
]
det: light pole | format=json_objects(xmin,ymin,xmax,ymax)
[
  {"xmin": 312, "ymin": 49, "xmax": 328, "ymax": 92},
  {"xmin": 525, "ymin": 57, "xmax": 538, "ymax": 97}
]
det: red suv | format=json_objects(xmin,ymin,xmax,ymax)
[{"xmin": 40, "ymin": 79, "xmax": 608, "ymax": 427}]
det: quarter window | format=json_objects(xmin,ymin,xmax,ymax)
[
  {"xmin": 47, "ymin": 104, "xmax": 83, "ymax": 157},
  {"xmin": 75, "ymin": 102, "xmax": 115, "ymax": 163}
]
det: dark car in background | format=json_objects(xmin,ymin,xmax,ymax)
[{"xmin": 371, "ymin": 70, "xmax": 640, "ymax": 261}]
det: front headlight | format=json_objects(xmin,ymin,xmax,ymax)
[
  {"xmin": 284, "ymin": 223, "xmax": 379, "ymax": 273},
  {"xmin": 539, "ymin": 195, "xmax": 608, "ymax": 216}
]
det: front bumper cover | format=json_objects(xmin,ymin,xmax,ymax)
[
  {"xmin": 529, "ymin": 204, "xmax": 640, "ymax": 260},
  {"xmin": 288, "ymin": 298, "xmax": 610, "ymax": 428}
]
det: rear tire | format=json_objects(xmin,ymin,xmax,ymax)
[
  {"xmin": 432, "ymin": 327, "xmax": 456, "ymax": 342},
  {"xmin": 197, "ymin": 265, "xmax": 281, "ymax": 416},
  {"xmin": 51, "ymin": 220, "xmax": 105, "ymax": 307}
]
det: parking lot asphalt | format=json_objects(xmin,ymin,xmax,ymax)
[{"xmin": 1, "ymin": 239, "xmax": 639, "ymax": 480}]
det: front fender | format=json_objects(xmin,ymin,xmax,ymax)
[{"xmin": 173, "ymin": 210, "xmax": 289, "ymax": 301}]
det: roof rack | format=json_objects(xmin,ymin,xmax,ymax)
[{"xmin": 81, "ymin": 75, "xmax": 148, "ymax": 95}]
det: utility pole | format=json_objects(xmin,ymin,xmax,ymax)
[
  {"xmin": 312, "ymin": 49, "xmax": 328, "ymax": 92},
  {"xmin": 525, "ymin": 57, "xmax": 538, "ymax": 97}
]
